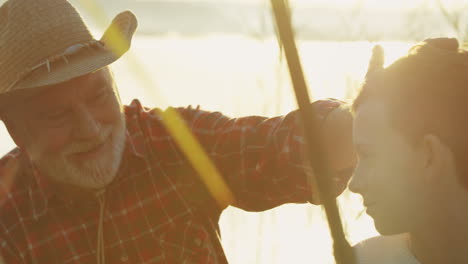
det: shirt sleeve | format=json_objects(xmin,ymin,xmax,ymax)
[
  {"xmin": 0, "ymin": 152, "xmax": 26, "ymax": 264},
  {"xmin": 175, "ymin": 99, "xmax": 343, "ymax": 212}
]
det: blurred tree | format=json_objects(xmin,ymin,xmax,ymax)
[{"xmin": 435, "ymin": 0, "xmax": 468, "ymax": 42}]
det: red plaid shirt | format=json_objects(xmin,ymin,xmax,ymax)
[{"xmin": 0, "ymin": 99, "xmax": 342, "ymax": 264}]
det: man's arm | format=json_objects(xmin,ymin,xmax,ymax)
[{"xmin": 175, "ymin": 99, "xmax": 353, "ymax": 211}]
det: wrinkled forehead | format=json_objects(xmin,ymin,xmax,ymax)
[{"xmin": 0, "ymin": 68, "xmax": 112, "ymax": 116}]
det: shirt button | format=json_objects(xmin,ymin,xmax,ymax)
[
  {"xmin": 120, "ymin": 254, "xmax": 129, "ymax": 262},
  {"xmin": 194, "ymin": 238, "xmax": 202, "ymax": 246}
]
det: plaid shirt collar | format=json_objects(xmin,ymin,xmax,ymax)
[{"xmin": 27, "ymin": 122, "xmax": 146, "ymax": 218}]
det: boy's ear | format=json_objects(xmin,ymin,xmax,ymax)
[{"xmin": 421, "ymin": 134, "xmax": 454, "ymax": 182}]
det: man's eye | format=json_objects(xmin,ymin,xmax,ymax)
[
  {"xmin": 90, "ymin": 90, "xmax": 109, "ymax": 105},
  {"xmin": 46, "ymin": 110, "xmax": 68, "ymax": 120}
]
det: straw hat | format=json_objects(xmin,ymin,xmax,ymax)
[{"xmin": 0, "ymin": 0, "xmax": 138, "ymax": 97}]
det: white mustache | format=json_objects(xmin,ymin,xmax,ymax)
[{"xmin": 63, "ymin": 126, "xmax": 112, "ymax": 155}]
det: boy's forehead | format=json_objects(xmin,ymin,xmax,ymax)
[{"xmin": 353, "ymin": 101, "xmax": 394, "ymax": 145}]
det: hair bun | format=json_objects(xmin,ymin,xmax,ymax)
[
  {"xmin": 423, "ymin": 38, "xmax": 459, "ymax": 51},
  {"xmin": 365, "ymin": 45, "xmax": 385, "ymax": 79}
]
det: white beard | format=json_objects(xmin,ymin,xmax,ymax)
[{"xmin": 28, "ymin": 114, "xmax": 126, "ymax": 190}]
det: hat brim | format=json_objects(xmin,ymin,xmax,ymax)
[
  {"xmin": 12, "ymin": 10, "xmax": 137, "ymax": 91},
  {"xmin": 14, "ymin": 47, "xmax": 120, "ymax": 90}
]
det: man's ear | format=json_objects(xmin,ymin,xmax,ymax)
[{"xmin": 421, "ymin": 134, "xmax": 454, "ymax": 183}]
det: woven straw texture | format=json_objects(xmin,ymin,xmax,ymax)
[{"xmin": 0, "ymin": 0, "xmax": 137, "ymax": 94}]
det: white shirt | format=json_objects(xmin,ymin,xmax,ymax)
[{"xmin": 353, "ymin": 234, "xmax": 420, "ymax": 264}]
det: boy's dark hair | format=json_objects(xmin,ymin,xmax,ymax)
[{"xmin": 353, "ymin": 38, "xmax": 468, "ymax": 187}]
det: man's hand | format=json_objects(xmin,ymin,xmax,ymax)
[
  {"xmin": 322, "ymin": 105, "xmax": 356, "ymax": 197},
  {"xmin": 302, "ymin": 102, "xmax": 356, "ymax": 204}
]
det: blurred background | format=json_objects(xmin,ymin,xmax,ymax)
[{"xmin": 1, "ymin": 0, "xmax": 467, "ymax": 263}]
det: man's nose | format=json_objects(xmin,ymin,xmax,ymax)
[{"xmin": 72, "ymin": 105, "xmax": 101, "ymax": 140}]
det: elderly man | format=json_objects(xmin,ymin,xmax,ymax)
[{"xmin": 0, "ymin": 0, "xmax": 355, "ymax": 263}]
